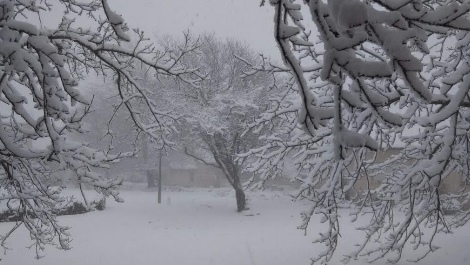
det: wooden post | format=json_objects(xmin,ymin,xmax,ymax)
[{"xmin": 158, "ymin": 149, "xmax": 162, "ymax": 204}]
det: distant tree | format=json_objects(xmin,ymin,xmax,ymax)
[
  {"xmin": 165, "ymin": 34, "xmax": 272, "ymax": 212},
  {"xmin": 244, "ymin": 0, "xmax": 470, "ymax": 263},
  {"xmin": 0, "ymin": 0, "xmax": 199, "ymax": 256}
]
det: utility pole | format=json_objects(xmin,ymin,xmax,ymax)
[
  {"xmin": 142, "ymin": 134, "xmax": 155, "ymax": 188},
  {"xmin": 158, "ymin": 149, "xmax": 162, "ymax": 204}
]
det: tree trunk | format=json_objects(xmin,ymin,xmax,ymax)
[
  {"xmin": 229, "ymin": 170, "xmax": 247, "ymax": 212},
  {"xmin": 235, "ymin": 187, "xmax": 246, "ymax": 212}
]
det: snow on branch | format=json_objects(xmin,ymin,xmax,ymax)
[
  {"xmin": 0, "ymin": 0, "xmax": 201, "ymax": 256},
  {"xmin": 245, "ymin": 0, "xmax": 470, "ymax": 263}
]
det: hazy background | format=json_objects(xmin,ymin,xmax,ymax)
[{"xmin": 111, "ymin": 0, "xmax": 280, "ymax": 59}]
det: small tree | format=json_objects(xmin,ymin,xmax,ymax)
[
  {"xmin": 245, "ymin": 0, "xmax": 470, "ymax": 263},
  {"xmin": 0, "ymin": 0, "xmax": 199, "ymax": 256},
  {"xmin": 168, "ymin": 34, "xmax": 272, "ymax": 212}
]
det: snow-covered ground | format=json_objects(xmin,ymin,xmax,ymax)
[{"xmin": 0, "ymin": 186, "xmax": 469, "ymax": 265}]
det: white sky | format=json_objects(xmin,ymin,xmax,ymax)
[{"xmin": 110, "ymin": 0, "xmax": 280, "ymax": 59}]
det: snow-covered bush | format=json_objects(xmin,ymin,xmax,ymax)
[{"xmin": 0, "ymin": 198, "xmax": 106, "ymax": 222}]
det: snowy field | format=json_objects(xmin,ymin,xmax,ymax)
[{"xmin": 0, "ymin": 186, "xmax": 469, "ymax": 265}]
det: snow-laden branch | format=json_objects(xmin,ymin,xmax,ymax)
[
  {"xmin": 0, "ymin": 0, "xmax": 201, "ymax": 256},
  {"xmin": 243, "ymin": 0, "xmax": 470, "ymax": 263}
]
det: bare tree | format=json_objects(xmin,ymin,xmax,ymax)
[
  {"xmin": 244, "ymin": 0, "xmax": 470, "ymax": 263},
  {"xmin": 0, "ymin": 0, "xmax": 199, "ymax": 257}
]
